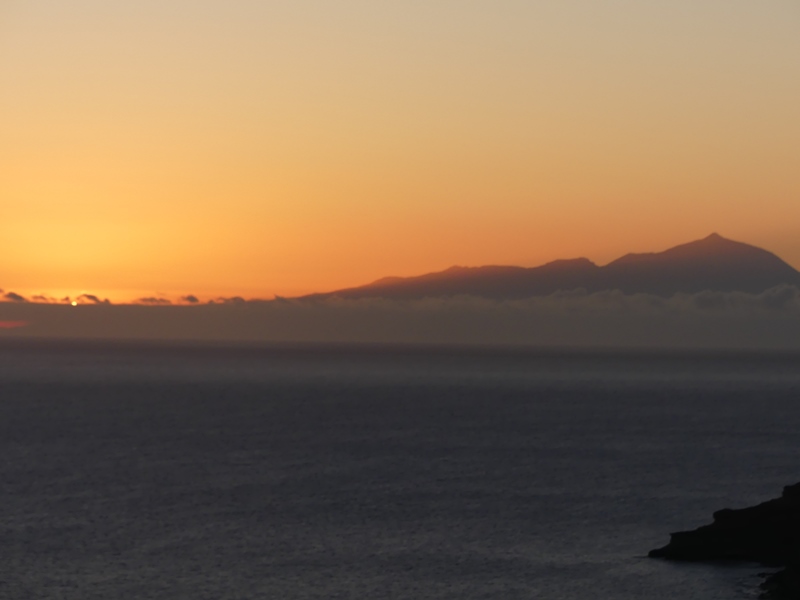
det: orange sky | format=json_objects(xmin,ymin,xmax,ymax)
[{"xmin": 2, "ymin": 1, "xmax": 799, "ymax": 303}]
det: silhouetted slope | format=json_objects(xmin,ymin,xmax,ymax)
[
  {"xmin": 309, "ymin": 258, "xmax": 600, "ymax": 300},
  {"xmin": 304, "ymin": 234, "xmax": 800, "ymax": 300}
]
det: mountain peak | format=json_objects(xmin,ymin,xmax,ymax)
[
  {"xmin": 608, "ymin": 233, "xmax": 755, "ymax": 267},
  {"xmin": 696, "ymin": 232, "xmax": 741, "ymax": 246},
  {"xmin": 306, "ymin": 234, "xmax": 800, "ymax": 300}
]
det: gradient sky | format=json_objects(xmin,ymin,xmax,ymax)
[{"xmin": 2, "ymin": 0, "xmax": 799, "ymax": 302}]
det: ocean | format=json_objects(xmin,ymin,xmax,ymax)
[{"xmin": 2, "ymin": 340, "xmax": 799, "ymax": 599}]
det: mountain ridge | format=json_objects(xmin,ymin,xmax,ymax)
[{"xmin": 302, "ymin": 234, "xmax": 800, "ymax": 300}]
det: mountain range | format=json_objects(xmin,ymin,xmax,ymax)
[{"xmin": 304, "ymin": 234, "xmax": 800, "ymax": 300}]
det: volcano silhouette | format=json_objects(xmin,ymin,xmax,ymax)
[{"xmin": 304, "ymin": 234, "xmax": 800, "ymax": 300}]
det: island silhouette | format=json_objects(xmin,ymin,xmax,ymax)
[
  {"xmin": 2, "ymin": 232, "xmax": 800, "ymax": 347},
  {"xmin": 304, "ymin": 233, "xmax": 800, "ymax": 300}
]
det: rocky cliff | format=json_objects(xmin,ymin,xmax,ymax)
[{"xmin": 649, "ymin": 483, "xmax": 800, "ymax": 598}]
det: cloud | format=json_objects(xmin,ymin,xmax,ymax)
[
  {"xmin": 667, "ymin": 285, "xmax": 800, "ymax": 314},
  {"xmin": 751, "ymin": 285, "xmax": 800, "ymax": 310},
  {"xmin": 77, "ymin": 294, "xmax": 111, "ymax": 305},
  {"xmin": 3, "ymin": 292, "xmax": 28, "ymax": 303},
  {"xmin": 210, "ymin": 296, "xmax": 246, "ymax": 304},
  {"xmin": 136, "ymin": 297, "xmax": 172, "ymax": 305},
  {"xmin": 224, "ymin": 286, "xmax": 800, "ymax": 347},
  {"xmin": 180, "ymin": 295, "xmax": 199, "ymax": 304},
  {"xmin": 3, "ymin": 286, "xmax": 800, "ymax": 349}
]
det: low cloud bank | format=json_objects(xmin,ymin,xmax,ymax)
[
  {"xmin": 3, "ymin": 292, "xmax": 28, "ymax": 303},
  {"xmin": 136, "ymin": 297, "xmax": 172, "ymax": 305},
  {"xmin": 1, "ymin": 286, "xmax": 800, "ymax": 348}
]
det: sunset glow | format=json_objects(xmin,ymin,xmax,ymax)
[{"xmin": 2, "ymin": 1, "xmax": 799, "ymax": 301}]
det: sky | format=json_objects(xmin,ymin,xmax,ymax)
[{"xmin": 2, "ymin": 0, "xmax": 799, "ymax": 303}]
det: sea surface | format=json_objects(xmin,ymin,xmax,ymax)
[{"xmin": 2, "ymin": 340, "xmax": 800, "ymax": 600}]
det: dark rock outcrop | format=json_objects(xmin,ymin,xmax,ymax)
[
  {"xmin": 762, "ymin": 561, "xmax": 800, "ymax": 599},
  {"xmin": 649, "ymin": 483, "xmax": 800, "ymax": 598}
]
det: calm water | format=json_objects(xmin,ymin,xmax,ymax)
[{"xmin": 2, "ymin": 340, "xmax": 800, "ymax": 599}]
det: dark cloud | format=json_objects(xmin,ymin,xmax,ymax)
[
  {"xmin": 180, "ymin": 295, "xmax": 199, "ymax": 304},
  {"xmin": 213, "ymin": 296, "xmax": 246, "ymax": 304},
  {"xmin": 136, "ymin": 297, "xmax": 172, "ymax": 305},
  {"xmin": 3, "ymin": 292, "xmax": 28, "ymax": 303},
  {"xmin": 77, "ymin": 294, "xmax": 111, "ymax": 305}
]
